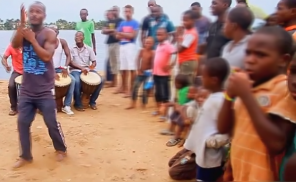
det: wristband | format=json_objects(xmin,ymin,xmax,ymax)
[{"xmin": 224, "ymin": 92, "xmax": 235, "ymax": 102}]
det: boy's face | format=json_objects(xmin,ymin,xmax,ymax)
[
  {"xmin": 144, "ymin": 38, "xmax": 154, "ymax": 49},
  {"xmin": 196, "ymin": 89, "xmax": 209, "ymax": 105},
  {"xmin": 244, "ymin": 33, "xmax": 286, "ymax": 82},
  {"xmin": 182, "ymin": 14, "xmax": 194, "ymax": 29},
  {"xmin": 124, "ymin": 8, "xmax": 133, "ymax": 19},
  {"xmin": 288, "ymin": 60, "xmax": 296, "ymax": 100},
  {"xmin": 223, "ymin": 16, "xmax": 235, "ymax": 39},
  {"xmin": 211, "ymin": 0, "xmax": 227, "ymax": 16},
  {"xmin": 201, "ymin": 65, "xmax": 216, "ymax": 90},
  {"xmin": 276, "ymin": 0, "xmax": 296, "ymax": 25},
  {"xmin": 156, "ymin": 29, "xmax": 167, "ymax": 42}
]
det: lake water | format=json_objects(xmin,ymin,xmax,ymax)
[{"xmin": 0, "ymin": 30, "xmax": 141, "ymax": 80}]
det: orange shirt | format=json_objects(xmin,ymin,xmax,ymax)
[
  {"xmin": 4, "ymin": 44, "xmax": 23, "ymax": 74},
  {"xmin": 230, "ymin": 75, "xmax": 296, "ymax": 181},
  {"xmin": 178, "ymin": 28, "xmax": 198, "ymax": 64},
  {"xmin": 285, "ymin": 25, "xmax": 296, "ymax": 40}
]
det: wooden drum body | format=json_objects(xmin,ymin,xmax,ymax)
[
  {"xmin": 15, "ymin": 75, "xmax": 23, "ymax": 101},
  {"xmin": 80, "ymin": 72, "xmax": 102, "ymax": 108},
  {"xmin": 55, "ymin": 73, "xmax": 71, "ymax": 112}
]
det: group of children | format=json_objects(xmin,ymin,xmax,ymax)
[{"xmin": 122, "ymin": 0, "xmax": 296, "ymax": 181}]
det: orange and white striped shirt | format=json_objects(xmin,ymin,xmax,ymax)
[{"xmin": 230, "ymin": 74, "xmax": 296, "ymax": 181}]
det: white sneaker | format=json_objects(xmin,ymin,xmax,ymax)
[{"xmin": 62, "ymin": 106, "xmax": 74, "ymax": 115}]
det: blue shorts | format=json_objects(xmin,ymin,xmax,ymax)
[{"xmin": 196, "ymin": 164, "xmax": 223, "ymax": 181}]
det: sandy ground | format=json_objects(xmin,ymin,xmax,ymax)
[{"xmin": 0, "ymin": 80, "xmax": 194, "ymax": 182}]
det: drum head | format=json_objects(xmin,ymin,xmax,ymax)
[
  {"xmin": 80, "ymin": 72, "xmax": 102, "ymax": 85},
  {"xmin": 15, "ymin": 75, "xmax": 23, "ymax": 84},
  {"xmin": 55, "ymin": 73, "xmax": 71, "ymax": 87}
]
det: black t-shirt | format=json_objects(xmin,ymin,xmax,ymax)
[
  {"xmin": 106, "ymin": 18, "xmax": 123, "ymax": 44},
  {"xmin": 206, "ymin": 21, "xmax": 230, "ymax": 58}
]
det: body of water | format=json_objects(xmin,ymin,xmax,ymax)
[{"xmin": 0, "ymin": 30, "xmax": 141, "ymax": 80}]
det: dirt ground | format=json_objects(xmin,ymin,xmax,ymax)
[{"xmin": 0, "ymin": 80, "xmax": 194, "ymax": 182}]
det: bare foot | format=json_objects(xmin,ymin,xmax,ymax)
[
  {"xmin": 125, "ymin": 106, "xmax": 135, "ymax": 110},
  {"xmin": 113, "ymin": 89, "xmax": 123, "ymax": 94},
  {"xmin": 13, "ymin": 158, "xmax": 32, "ymax": 168},
  {"xmin": 56, "ymin": 151, "xmax": 67, "ymax": 162}
]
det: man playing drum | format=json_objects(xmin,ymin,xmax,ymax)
[
  {"xmin": 70, "ymin": 31, "xmax": 104, "ymax": 111},
  {"xmin": 1, "ymin": 44, "xmax": 23, "ymax": 116},
  {"xmin": 49, "ymin": 25, "xmax": 75, "ymax": 115}
]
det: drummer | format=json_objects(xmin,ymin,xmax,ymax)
[
  {"xmin": 70, "ymin": 31, "xmax": 104, "ymax": 111},
  {"xmin": 1, "ymin": 44, "xmax": 23, "ymax": 116},
  {"xmin": 49, "ymin": 25, "xmax": 75, "ymax": 115}
]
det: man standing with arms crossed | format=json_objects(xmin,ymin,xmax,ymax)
[
  {"xmin": 11, "ymin": 2, "xmax": 67, "ymax": 168},
  {"xmin": 1, "ymin": 44, "xmax": 23, "ymax": 116},
  {"xmin": 116, "ymin": 5, "xmax": 139, "ymax": 97},
  {"xmin": 102, "ymin": 9, "xmax": 123, "ymax": 88},
  {"xmin": 76, "ymin": 8, "xmax": 96, "ymax": 54}
]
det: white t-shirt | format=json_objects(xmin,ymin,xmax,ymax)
[{"xmin": 184, "ymin": 92, "xmax": 228, "ymax": 168}]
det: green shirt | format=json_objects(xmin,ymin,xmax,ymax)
[
  {"xmin": 75, "ymin": 20, "xmax": 95, "ymax": 47},
  {"xmin": 178, "ymin": 86, "xmax": 190, "ymax": 105}
]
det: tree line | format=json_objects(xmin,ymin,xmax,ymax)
[{"xmin": 0, "ymin": 18, "xmax": 106, "ymax": 30}]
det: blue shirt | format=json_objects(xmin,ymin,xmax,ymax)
[
  {"xmin": 195, "ymin": 16, "xmax": 211, "ymax": 53},
  {"xmin": 147, "ymin": 15, "xmax": 175, "ymax": 48},
  {"xmin": 117, "ymin": 19, "xmax": 139, "ymax": 45}
]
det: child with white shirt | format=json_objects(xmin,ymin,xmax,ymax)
[{"xmin": 184, "ymin": 57, "xmax": 230, "ymax": 181}]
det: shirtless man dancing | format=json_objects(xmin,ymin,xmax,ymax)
[{"xmin": 11, "ymin": 2, "xmax": 67, "ymax": 168}]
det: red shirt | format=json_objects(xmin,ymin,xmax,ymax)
[
  {"xmin": 153, "ymin": 41, "xmax": 175, "ymax": 76},
  {"xmin": 178, "ymin": 28, "xmax": 198, "ymax": 64},
  {"xmin": 4, "ymin": 44, "xmax": 23, "ymax": 74}
]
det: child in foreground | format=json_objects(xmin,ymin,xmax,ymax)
[
  {"xmin": 126, "ymin": 37, "xmax": 154, "ymax": 109},
  {"xmin": 218, "ymin": 26, "xmax": 296, "ymax": 181},
  {"xmin": 159, "ymin": 74, "xmax": 192, "ymax": 146},
  {"xmin": 184, "ymin": 57, "xmax": 230, "ymax": 181}
]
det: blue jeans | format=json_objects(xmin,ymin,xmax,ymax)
[
  {"xmin": 55, "ymin": 68, "xmax": 75, "ymax": 107},
  {"xmin": 18, "ymin": 98, "xmax": 67, "ymax": 160},
  {"xmin": 70, "ymin": 70, "xmax": 104, "ymax": 107}
]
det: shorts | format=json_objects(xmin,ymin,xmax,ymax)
[
  {"xmin": 179, "ymin": 61, "xmax": 198, "ymax": 84},
  {"xmin": 108, "ymin": 43, "xmax": 120, "ymax": 74},
  {"xmin": 119, "ymin": 43, "xmax": 137, "ymax": 70},
  {"xmin": 196, "ymin": 164, "xmax": 224, "ymax": 181}
]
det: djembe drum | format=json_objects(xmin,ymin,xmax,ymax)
[
  {"xmin": 80, "ymin": 72, "xmax": 102, "ymax": 108},
  {"xmin": 55, "ymin": 73, "xmax": 71, "ymax": 112},
  {"xmin": 15, "ymin": 75, "xmax": 23, "ymax": 100}
]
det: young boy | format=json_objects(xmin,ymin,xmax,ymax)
[
  {"xmin": 277, "ymin": 0, "xmax": 296, "ymax": 36},
  {"xmin": 177, "ymin": 10, "xmax": 198, "ymax": 83},
  {"xmin": 218, "ymin": 26, "xmax": 296, "ymax": 181},
  {"xmin": 126, "ymin": 37, "xmax": 154, "ymax": 109},
  {"xmin": 153, "ymin": 28, "xmax": 176, "ymax": 115},
  {"xmin": 184, "ymin": 57, "xmax": 230, "ymax": 181},
  {"xmin": 222, "ymin": 7, "xmax": 254, "ymax": 70}
]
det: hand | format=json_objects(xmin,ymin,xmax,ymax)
[
  {"xmin": 82, "ymin": 68, "xmax": 89, "ymax": 75},
  {"xmin": 55, "ymin": 73, "xmax": 60, "ymax": 81},
  {"xmin": 90, "ymin": 62, "xmax": 96, "ymax": 70},
  {"xmin": 226, "ymin": 72, "xmax": 253, "ymax": 98},
  {"xmin": 93, "ymin": 48, "xmax": 96, "ymax": 55},
  {"xmin": 177, "ymin": 36, "xmax": 183, "ymax": 43},
  {"xmin": 22, "ymin": 28, "xmax": 35, "ymax": 43},
  {"xmin": 20, "ymin": 4, "xmax": 26, "ymax": 26},
  {"xmin": 61, "ymin": 69, "xmax": 68, "ymax": 78},
  {"xmin": 137, "ymin": 69, "xmax": 143, "ymax": 75},
  {"xmin": 163, "ymin": 65, "xmax": 172, "ymax": 72},
  {"xmin": 3, "ymin": 64, "xmax": 11, "ymax": 73}
]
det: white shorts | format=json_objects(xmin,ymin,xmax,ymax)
[{"xmin": 119, "ymin": 43, "xmax": 137, "ymax": 70}]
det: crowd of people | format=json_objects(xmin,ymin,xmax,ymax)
[{"xmin": 2, "ymin": 0, "xmax": 296, "ymax": 181}]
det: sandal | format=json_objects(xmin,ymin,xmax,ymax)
[
  {"xmin": 75, "ymin": 107, "xmax": 85, "ymax": 111},
  {"xmin": 8, "ymin": 110, "xmax": 17, "ymax": 116},
  {"xmin": 166, "ymin": 138, "xmax": 182, "ymax": 147},
  {"xmin": 90, "ymin": 105, "xmax": 97, "ymax": 110},
  {"xmin": 159, "ymin": 129, "xmax": 174, "ymax": 136}
]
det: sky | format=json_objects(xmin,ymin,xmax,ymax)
[{"xmin": 0, "ymin": 0, "xmax": 278, "ymax": 25}]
